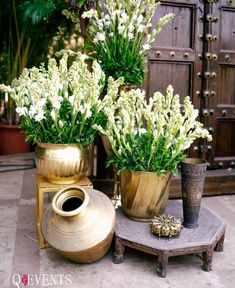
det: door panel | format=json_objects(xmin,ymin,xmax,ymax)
[
  {"xmin": 146, "ymin": 0, "xmax": 204, "ymax": 158},
  {"xmin": 205, "ymin": 0, "xmax": 235, "ymax": 169}
]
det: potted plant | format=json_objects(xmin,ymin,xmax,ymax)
[
  {"xmin": 94, "ymin": 83, "xmax": 212, "ymax": 221},
  {"xmin": 80, "ymin": 0, "xmax": 175, "ymax": 86},
  {"xmin": 0, "ymin": 50, "xmax": 107, "ymax": 184}
]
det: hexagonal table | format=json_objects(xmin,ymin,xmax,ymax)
[{"xmin": 113, "ymin": 200, "xmax": 226, "ymax": 277}]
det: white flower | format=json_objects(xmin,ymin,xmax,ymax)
[
  {"xmin": 118, "ymin": 24, "xmax": 125, "ymax": 34},
  {"xmin": 53, "ymin": 100, "xmax": 61, "ymax": 110},
  {"xmin": 139, "ymin": 128, "xmax": 147, "ymax": 134},
  {"xmin": 94, "ymin": 32, "xmax": 105, "ymax": 42},
  {"xmin": 68, "ymin": 95, "xmax": 75, "ymax": 104},
  {"xmin": 142, "ymin": 44, "xmax": 151, "ymax": 51},
  {"xmin": 81, "ymin": 9, "xmax": 97, "ymax": 19},
  {"xmin": 50, "ymin": 110, "xmax": 56, "ymax": 121},
  {"xmin": 128, "ymin": 33, "xmax": 134, "ymax": 40},
  {"xmin": 16, "ymin": 107, "xmax": 28, "ymax": 116},
  {"xmin": 59, "ymin": 120, "xmax": 64, "ymax": 127},
  {"xmin": 138, "ymin": 24, "xmax": 145, "ymax": 33},
  {"xmin": 34, "ymin": 109, "xmax": 45, "ymax": 122}
]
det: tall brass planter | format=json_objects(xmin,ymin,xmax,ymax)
[
  {"xmin": 120, "ymin": 171, "xmax": 172, "ymax": 221},
  {"xmin": 181, "ymin": 158, "xmax": 207, "ymax": 229},
  {"xmin": 35, "ymin": 143, "xmax": 92, "ymax": 184},
  {"xmin": 42, "ymin": 186, "xmax": 116, "ymax": 263}
]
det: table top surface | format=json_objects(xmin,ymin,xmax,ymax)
[{"xmin": 115, "ymin": 200, "xmax": 226, "ymax": 251}]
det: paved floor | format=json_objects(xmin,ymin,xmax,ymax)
[{"xmin": 0, "ymin": 154, "xmax": 235, "ymax": 288}]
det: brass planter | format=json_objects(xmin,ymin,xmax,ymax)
[
  {"xmin": 35, "ymin": 143, "xmax": 92, "ymax": 184},
  {"xmin": 120, "ymin": 171, "xmax": 172, "ymax": 221},
  {"xmin": 42, "ymin": 186, "xmax": 116, "ymax": 263}
]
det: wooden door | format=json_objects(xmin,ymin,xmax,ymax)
[
  {"xmin": 203, "ymin": 0, "xmax": 235, "ymax": 169},
  {"xmin": 146, "ymin": 0, "xmax": 205, "ymax": 159}
]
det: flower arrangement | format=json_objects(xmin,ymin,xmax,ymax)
[
  {"xmin": 81, "ymin": 0, "xmax": 175, "ymax": 85},
  {"xmin": 94, "ymin": 84, "xmax": 212, "ymax": 175},
  {"xmin": 0, "ymin": 51, "xmax": 106, "ymax": 145}
]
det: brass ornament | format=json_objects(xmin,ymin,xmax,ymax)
[{"xmin": 150, "ymin": 214, "xmax": 183, "ymax": 238}]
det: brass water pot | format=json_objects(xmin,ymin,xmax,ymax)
[
  {"xmin": 42, "ymin": 186, "xmax": 116, "ymax": 263},
  {"xmin": 35, "ymin": 143, "xmax": 92, "ymax": 184}
]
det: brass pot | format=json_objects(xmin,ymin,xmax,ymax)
[
  {"xmin": 120, "ymin": 171, "xmax": 172, "ymax": 221},
  {"xmin": 35, "ymin": 143, "xmax": 92, "ymax": 184},
  {"xmin": 42, "ymin": 186, "xmax": 116, "ymax": 263}
]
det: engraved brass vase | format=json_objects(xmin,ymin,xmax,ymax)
[
  {"xmin": 35, "ymin": 143, "xmax": 92, "ymax": 184},
  {"xmin": 42, "ymin": 186, "xmax": 116, "ymax": 263},
  {"xmin": 181, "ymin": 158, "xmax": 207, "ymax": 229},
  {"xmin": 120, "ymin": 171, "xmax": 172, "ymax": 221}
]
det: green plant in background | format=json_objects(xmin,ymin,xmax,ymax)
[
  {"xmin": 0, "ymin": 51, "xmax": 108, "ymax": 145},
  {"xmin": 81, "ymin": 0, "xmax": 175, "ymax": 85},
  {"xmin": 94, "ymin": 84, "xmax": 212, "ymax": 175},
  {"xmin": 0, "ymin": 0, "xmax": 73, "ymax": 124}
]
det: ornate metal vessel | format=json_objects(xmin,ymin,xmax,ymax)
[
  {"xmin": 120, "ymin": 171, "xmax": 172, "ymax": 221},
  {"xmin": 181, "ymin": 158, "xmax": 207, "ymax": 229},
  {"xmin": 35, "ymin": 143, "xmax": 92, "ymax": 184},
  {"xmin": 42, "ymin": 186, "xmax": 116, "ymax": 263}
]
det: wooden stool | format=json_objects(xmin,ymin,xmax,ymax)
[
  {"xmin": 36, "ymin": 175, "xmax": 93, "ymax": 248},
  {"xmin": 113, "ymin": 200, "xmax": 226, "ymax": 277}
]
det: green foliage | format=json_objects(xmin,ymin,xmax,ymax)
[
  {"xmin": 107, "ymin": 133, "xmax": 185, "ymax": 175},
  {"xmin": 19, "ymin": 0, "xmax": 67, "ymax": 24}
]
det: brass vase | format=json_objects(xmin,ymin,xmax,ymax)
[
  {"xmin": 120, "ymin": 171, "xmax": 172, "ymax": 221},
  {"xmin": 42, "ymin": 186, "xmax": 116, "ymax": 263},
  {"xmin": 35, "ymin": 143, "xmax": 92, "ymax": 184},
  {"xmin": 181, "ymin": 158, "xmax": 207, "ymax": 229}
]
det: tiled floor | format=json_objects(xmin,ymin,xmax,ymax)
[{"xmin": 0, "ymin": 154, "xmax": 235, "ymax": 288}]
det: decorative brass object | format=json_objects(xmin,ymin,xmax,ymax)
[
  {"xmin": 42, "ymin": 186, "xmax": 116, "ymax": 263},
  {"xmin": 184, "ymin": 52, "xmax": 189, "ymax": 58},
  {"xmin": 35, "ymin": 143, "xmax": 92, "ymax": 184},
  {"xmin": 212, "ymin": 54, "xmax": 218, "ymax": 60},
  {"xmin": 205, "ymin": 34, "xmax": 213, "ymax": 41},
  {"xmin": 170, "ymin": 51, "xmax": 175, "ymax": 57},
  {"xmin": 227, "ymin": 0, "xmax": 233, "ymax": 6},
  {"xmin": 210, "ymin": 90, "xmax": 216, "ymax": 97},
  {"xmin": 213, "ymin": 35, "xmax": 218, "ymax": 41},
  {"xmin": 120, "ymin": 171, "xmax": 172, "ymax": 221},
  {"xmin": 181, "ymin": 158, "xmax": 207, "ymax": 229},
  {"xmin": 156, "ymin": 51, "xmax": 162, "ymax": 57},
  {"xmin": 150, "ymin": 214, "xmax": 183, "ymax": 238},
  {"xmin": 203, "ymin": 109, "xmax": 209, "ymax": 116},
  {"xmin": 225, "ymin": 54, "xmax": 230, "ymax": 61},
  {"xmin": 222, "ymin": 109, "xmax": 228, "ymax": 116},
  {"xmin": 205, "ymin": 53, "xmax": 212, "ymax": 60}
]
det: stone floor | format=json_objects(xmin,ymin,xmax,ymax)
[{"xmin": 0, "ymin": 153, "xmax": 235, "ymax": 288}]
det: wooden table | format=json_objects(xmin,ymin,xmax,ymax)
[{"xmin": 113, "ymin": 200, "xmax": 226, "ymax": 277}]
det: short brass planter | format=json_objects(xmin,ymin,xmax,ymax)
[
  {"xmin": 42, "ymin": 186, "xmax": 116, "ymax": 263},
  {"xmin": 120, "ymin": 171, "xmax": 172, "ymax": 221},
  {"xmin": 35, "ymin": 143, "xmax": 92, "ymax": 184}
]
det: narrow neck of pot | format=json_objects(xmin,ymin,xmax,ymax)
[{"xmin": 52, "ymin": 186, "xmax": 89, "ymax": 218}]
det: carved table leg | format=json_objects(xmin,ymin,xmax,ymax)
[
  {"xmin": 113, "ymin": 237, "xmax": 125, "ymax": 264},
  {"xmin": 214, "ymin": 233, "xmax": 225, "ymax": 252},
  {"xmin": 157, "ymin": 253, "xmax": 168, "ymax": 277},
  {"xmin": 201, "ymin": 249, "xmax": 213, "ymax": 272}
]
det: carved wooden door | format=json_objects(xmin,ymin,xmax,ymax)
[
  {"xmin": 146, "ymin": 0, "xmax": 205, "ymax": 159},
  {"xmin": 147, "ymin": 0, "xmax": 235, "ymax": 169},
  {"xmin": 201, "ymin": 0, "xmax": 235, "ymax": 169}
]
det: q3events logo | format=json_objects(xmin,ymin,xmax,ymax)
[{"xmin": 12, "ymin": 273, "xmax": 72, "ymax": 287}]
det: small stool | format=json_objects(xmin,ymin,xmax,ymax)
[
  {"xmin": 113, "ymin": 200, "xmax": 226, "ymax": 277},
  {"xmin": 36, "ymin": 174, "xmax": 93, "ymax": 248}
]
